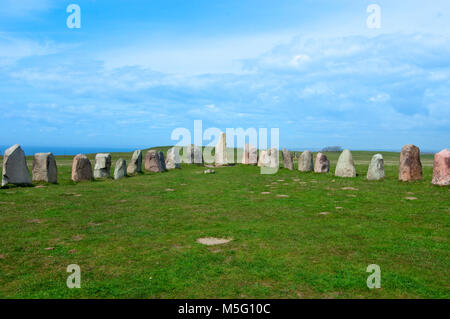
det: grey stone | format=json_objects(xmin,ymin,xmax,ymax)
[
  {"xmin": 166, "ymin": 147, "xmax": 181, "ymax": 169},
  {"xmin": 144, "ymin": 150, "xmax": 166, "ymax": 172},
  {"xmin": 204, "ymin": 169, "xmax": 215, "ymax": 174},
  {"xmin": 32, "ymin": 153, "xmax": 57, "ymax": 183},
  {"xmin": 281, "ymin": 148, "xmax": 294, "ymax": 170},
  {"xmin": 183, "ymin": 144, "xmax": 203, "ymax": 164},
  {"xmin": 114, "ymin": 158, "xmax": 127, "ymax": 180},
  {"xmin": 72, "ymin": 154, "xmax": 93, "ymax": 182},
  {"xmin": 314, "ymin": 152, "xmax": 330, "ymax": 173},
  {"xmin": 127, "ymin": 150, "xmax": 142, "ymax": 175},
  {"xmin": 367, "ymin": 154, "xmax": 385, "ymax": 180},
  {"xmin": 94, "ymin": 153, "xmax": 111, "ymax": 178},
  {"xmin": 298, "ymin": 150, "xmax": 313, "ymax": 172},
  {"xmin": 1, "ymin": 144, "xmax": 32, "ymax": 186},
  {"xmin": 335, "ymin": 149, "xmax": 356, "ymax": 178},
  {"xmin": 257, "ymin": 150, "xmax": 267, "ymax": 167}
]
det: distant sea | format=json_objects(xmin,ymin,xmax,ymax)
[{"xmin": 0, "ymin": 145, "xmax": 138, "ymax": 156}]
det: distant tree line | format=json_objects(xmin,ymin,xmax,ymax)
[{"xmin": 321, "ymin": 146, "xmax": 343, "ymax": 152}]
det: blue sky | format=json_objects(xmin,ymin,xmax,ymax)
[{"xmin": 1, "ymin": 0, "xmax": 449, "ymax": 152}]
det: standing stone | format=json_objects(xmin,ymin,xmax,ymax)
[
  {"xmin": 367, "ymin": 154, "xmax": 385, "ymax": 181},
  {"xmin": 335, "ymin": 149, "xmax": 356, "ymax": 178},
  {"xmin": 114, "ymin": 158, "xmax": 127, "ymax": 180},
  {"xmin": 242, "ymin": 144, "xmax": 250, "ymax": 165},
  {"xmin": 71, "ymin": 154, "xmax": 93, "ymax": 182},
  {"xmin": 1, "ymin": 144, "xmax": 32, "ymax": 186},
  {"xmin": 127, "ymin": 150, "xmax": 142, "ymax": 175},
  {"xmin": 267, "ymin": 148, "xmax": 279, "ymax": 169},
  {"xmin": 258, "ymin": 150, "xmax": 267, "ymax": 167},
  {"xmin": 184, "ymin": 144, "xmax": 203, "ymax": 165},
  {"xmin": 242, "ymin": 144, "xmax": 257, "ymax": 165},
  {"xmin": 215, "ymin": 132, "xmax": 228, "ymax": 166},
  {"xmin": 166, "ymin": 147, "xmax": 181, "ymax": 169},
  {"xmin": 432, "ymin": 149, "xmax": 450, "ymax": 186},
  {"xmin": 314, "ymin": 152, "xmax": 330, "ymax": 173},
  {"xmin": 399, "ymin": 144, "xmax": 422, "ymax": 181},
  {"xmin": 281, "ymin": 148, "xmax": 294, "ymax": 170},
  {"xmin": 248, "ymin": 145, "xmax": 257, "ymax": 165},
  {"xmin": 94, "ymin": 153, "xmax": 112, "ymax": 178},
  {"xmin": 145, "ymin": 150, "xmax": 166, "ymax": 172},
  {"xmin": 298, "ymin": 150, "xmax": 313, "ymax": 172},
  {"xmin": 32, "ymin": 153, "xmax": 57, "ymax": 183}
]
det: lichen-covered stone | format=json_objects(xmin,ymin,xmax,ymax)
[
  {"xmin": 367, "ymin": 154, "xmax": 385, "ymax": 180},
  {"xmin": 298, "ymin": 150, "xmax": 313, "ymax": 172}
]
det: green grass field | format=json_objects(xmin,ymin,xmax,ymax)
[{"xmin": 0, "ymin": 148, "xmax": 449, "ymax": 298}]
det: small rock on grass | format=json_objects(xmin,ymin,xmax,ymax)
[
  {"xmin": 197, "ymin": 237, "xmax": 232, "ymax": 246},
  {"xmin": 319, "ymin": 212, "xmax": 330, "ymax": 215},
  {"xmin": 276, "ymin": 194, "xmax": 289, "ymax": 198},
  {"xmin": 405, "ymin": 197, "xmax": 418, "ymax": 200}
]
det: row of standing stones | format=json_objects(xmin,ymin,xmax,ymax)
[{"xmin": 1, "ymin": 142, "xmax": 449, "ymax": 187}]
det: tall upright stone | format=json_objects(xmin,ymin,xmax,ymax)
[
  {"xmin": 242, "ymin": 144, "xmax": 250, "ymax": 165},
  {"xmin": 314, "ymin": 152, "xmax": 330, "ymax": 173},
  {"xmin": 267, "ymin": 148, "xmax": 279, "ymax": 169},
  {"xmin": 367, "ymin": 154, "xmax": 385, "ymax": 181},
  {"xmin": 215, "ymin": 132, "xmax": 228, "ymax": 166},
  {"xmin": 298, "ymin": 150, "xmax": 313, "ymax": 172},
  {"xmin": 1, "ymin": 144, "xmax": 32, "ymax": 186},
  {"xmin": 281, "ymin": 148, "xmax": 294, "ymax": 170},
  {"xmin": 166, "ymin": 147, "xmax": 181, "ymax": 169},
  {"xmin": 114, "ymin": 158, "xmax": 127, "ymax": 180},
  {"xmin": 94, "ymin": 153, "xmax": 111, "ymax": 178},
  {"xmin": 32, "ymin": 153, "xmax": 57, "ymax": 183},
  {"xmin": 145, "ymin": 150, "xmax": 166, "ymax": 172},
  {"xmin": 248, "ymin": 145, "xmax": 257, "ymax": 165},
  {"xmin": 432, "ymin": 149, "xmax": 450, "ymax": 186},
  {"xmin": 399, "ymin": 144, "xmax": 422, "ymax": 181},
  {"xmin": 127, "ymin": 150, "xmax": 142, "ymax": 175},
  {"xmin": 72, "ymin": 154, "xmax": 93, "ymax": 182},
  {"xmin": 242, "ymin": 144, "xmax": 257, "ymax": 165},
  {"xmin": 335, "ymin": 149, "xmax": 356, "ymax": 178}
]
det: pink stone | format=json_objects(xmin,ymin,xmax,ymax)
[{"xmin": 432, "ymin": 149, "xmax": 450, "ymax": 186}]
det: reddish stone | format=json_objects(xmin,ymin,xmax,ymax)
[
  {"xmin": 432, "ymin": 149, "xmax": 450, "ymax": 186},
  {"xmin": 398, "ymin": 144, "xmax": 422, "ymax": 182}
]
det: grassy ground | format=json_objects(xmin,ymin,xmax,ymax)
[{"xmin": 0, "ymin": 148, "xmax": 448, "ymax": 298}]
